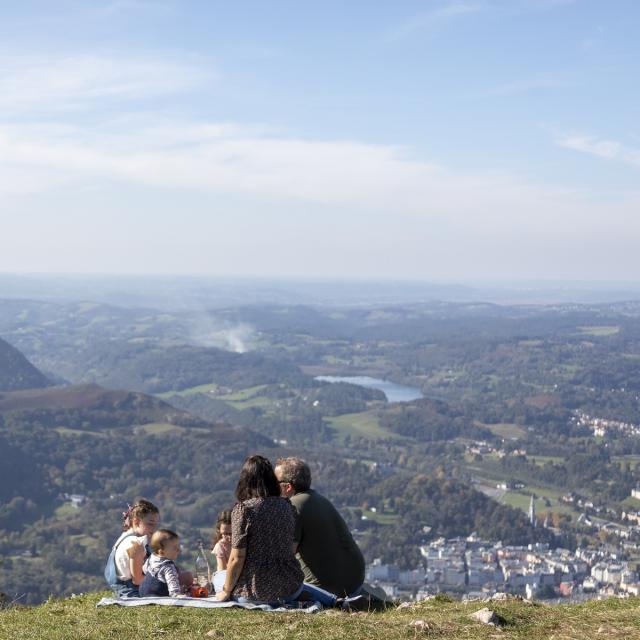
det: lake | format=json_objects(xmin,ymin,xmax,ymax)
[{"xmin": 315, "ymin": 375, "xmax": 423, "ymax": 403}]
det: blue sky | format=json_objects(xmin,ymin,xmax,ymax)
[{"xmin": 1, "ymin": 0, "xmax": 638, "ymax": 281}]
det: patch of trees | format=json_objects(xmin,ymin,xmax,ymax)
[
  {"xmin": 70, "ymin": 342, "xmax": 310, "ymax": 393},
  {"xmin": 497, "ymin": 444, "xmax": 636, "ymax": 504},
  {"xmin": 378, "ymin": 398, "xmax": 492, "ymax": 441}
]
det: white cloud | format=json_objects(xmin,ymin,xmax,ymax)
[
  {"xmin": 0, "ymin": 53, "xmax": 214, "ymax": 114},
  {"xmin": 557, "ymin": 134, "xmax": 640, "ymax": 167},
  {"xmin": 0, "ymin": 119, "xmax": 529, "ymax": 216},
  {"xmin": 1, "ymin": 118, "xmax": 637, "ymax": 243}
]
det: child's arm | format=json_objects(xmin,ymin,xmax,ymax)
[
  {"xmin": 127, "ymin": 540, "xmax": 146, "ymax": 585},
  {"xmin": 215, "ymin": 551, "xmax": 228, "ymax": 571},
  {"xmin": 162, "ymin": 563, "xmax": 182, "ymax": 597}
]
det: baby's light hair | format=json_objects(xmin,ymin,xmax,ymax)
[{"xmin": 150, "ymin": 529, "xmax": 179, "ymax": 553}]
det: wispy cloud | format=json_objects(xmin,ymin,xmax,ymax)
[
  {"xmin": 557, "ymin": 134, "xmax": 640, "ymax": 167},
  {"xmin": 469, "ymin": 74, "xmax": 566, "ymax": 98},
  {"xmin": 0, "ymin": 116, "xmax": 636, "ymax": 237},
  {"xmin": 386, "ymin": 2, "xmax": 483, "ymax": 42},
  {"xmin": 0, "ymin": 53, "xmax": 213, "ymax": 114},
  {"xmin": 385, "ymin": 0, "xmax": 576, "ymax": 42}
]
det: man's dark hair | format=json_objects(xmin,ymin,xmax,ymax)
[
  {"xmin": 235, "ymin": 454, "xmax": 280, "ymax": 502},
  {"xmin": 276, "ymin": 457, "xmax": 311, "ymax": 492}
]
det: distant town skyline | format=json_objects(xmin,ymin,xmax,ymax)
[{"xmin": 1, "ymin": 1, "xmax": 639, "ymax": 280}]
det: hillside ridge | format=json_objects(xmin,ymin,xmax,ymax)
[{"xmin": 0, "ymin": 337, "xmax": 50, "ymax": 392}]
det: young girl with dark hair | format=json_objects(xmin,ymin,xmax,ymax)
[{"xmin": 211, "ymin": 509, "xmax": 232, "ymax": 571}]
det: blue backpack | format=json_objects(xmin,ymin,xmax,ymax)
[{"xmin": 104, "ymin": 532, "xmax": 136, "ymax": 589}]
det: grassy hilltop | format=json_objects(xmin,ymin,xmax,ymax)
[{"xmin": 2, "ymin": 593, "xmax": 640, "ymax": 640}]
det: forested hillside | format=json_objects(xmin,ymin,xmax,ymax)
[{"xmin": 0, "ymin": 337, "xmax": 50, "ymax": 391}]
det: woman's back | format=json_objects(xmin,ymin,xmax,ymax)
[{"xmin": 231, "ymin": 496, "xmax": 303, "ymax": 602}]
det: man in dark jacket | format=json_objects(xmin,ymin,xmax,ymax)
[{"xmin": 275, "ymin": 457, "xmax": 365, "ymax": 597}]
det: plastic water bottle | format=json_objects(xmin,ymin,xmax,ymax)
[{"xmin": 194, "ymin": 538, "xmax": 211, "ymax": 588}]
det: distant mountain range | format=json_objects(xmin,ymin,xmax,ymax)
[{"xmin": 1, "ymin": 273, "xmax": 640, "ymax": 308}]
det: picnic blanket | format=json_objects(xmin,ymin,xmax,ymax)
[{"xmin": 96, "ymin": 596, "xmax": 323, "ymax": 613}]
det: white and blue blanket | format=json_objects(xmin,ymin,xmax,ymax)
[{"xmin": 97, "ymin": 596, "xmax": 322, "ymax": 613}]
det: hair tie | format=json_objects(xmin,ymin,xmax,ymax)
[{"xmin": 122, "ymin": 503, "xmax": 133, "ymax": 528}]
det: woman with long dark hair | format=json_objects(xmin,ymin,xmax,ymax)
[{"xmin": 215, "ymin": 454, "xmax": 304, "ymax": 604}]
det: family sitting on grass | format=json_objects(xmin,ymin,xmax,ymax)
[{"xmin": 105, "ymin": 455, "xmax": 366, "ymax": 607}]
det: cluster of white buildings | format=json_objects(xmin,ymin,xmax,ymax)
[
  {"xmin": 365, "ymin": 535, "xmax": 640, "ymax": 602},
  {"xmin": 573, "ymin": 411, "xmax": 640, "ymax": 438},
  {"xmin": 466, "ymin": 441, "xmax": 527, "ymax": 458}
]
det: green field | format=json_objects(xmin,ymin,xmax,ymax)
[
  {"xmin": 53, "ymin": 503, "xmax": 80, "ymax": 519},
  {"xmin": 218, "ymin": 385, "xmax": 270, "ymax": 401},
  {"xmin": 218, "ymin": 385, "xmax": 275, "ymax": 410},
  {"xmin": 361, "ymin": 508, "xmax": 400, "ymax": 526},
  {"xmin": 578, "ymin": 325, "xmax": 620, "ymax": 336},
  {"xmin": 156, "ymin": 382, "xmax": 219, "ymax": 398},
  {"xmin": 158, "ymin": 383, "xmax": 277, "ymax": 409},
  {"xmin": 475, "ymin": 421, "xmax": 527, "ymax": 439},
  {"xmin": 620, "ymin": 496, "xmax": 640, "ymax": 510},
  {"xmin": 326, "ymin": 411, "xmax": 400, "ymax": 441},
  {"xmin": 527, "ymin": 455, "xmax": 565, "ymax": 466},
  {"xmin": 225, "ymin": 396, "xmax": 274, "ymax": 410},
  {"xmin": 54, "ymin": 427, "xmax": 105, "ymax": 438},
  {"xmin": 500, "ymin": 492, "xmax": 545, "ymax": 512},
  {"xmin": 499, "ymin": 485, "xmax": 574, "ymax": 519},
  {"xmin": 136, "ymin": 422, "xmax": 184, "ymax": 435}
]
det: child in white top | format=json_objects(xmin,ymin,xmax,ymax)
[{"xmin": 108, "ymin": 499, "xmax": 159, "ymax": 597}]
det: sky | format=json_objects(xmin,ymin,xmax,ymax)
[{"xmin": 0, "ymin": 0, "xmax": 638, "ymax": 282}]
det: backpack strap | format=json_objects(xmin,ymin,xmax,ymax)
[{"xmin": 112, "ymin": 532, "xmax": 137, "ymax": 553}]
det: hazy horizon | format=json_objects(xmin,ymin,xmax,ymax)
[{"xmin": 2, "ymin": 271, "xmax": 640, "ymax": 308}]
